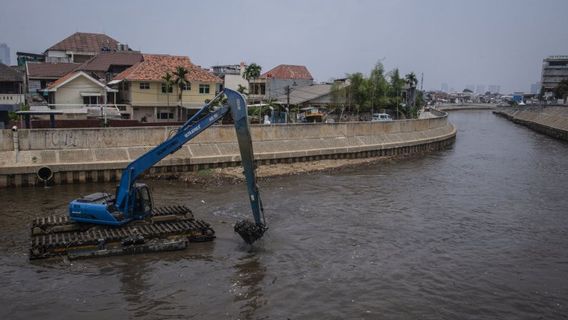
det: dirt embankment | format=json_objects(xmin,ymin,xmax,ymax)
[{"xmin": 147, "ymin": 153, "xmax": 424, "ymax": 186}]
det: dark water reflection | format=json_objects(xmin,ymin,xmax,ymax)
[{"xmin": 1, "ymin": 110, "xmax": 567, "ymax": 319}]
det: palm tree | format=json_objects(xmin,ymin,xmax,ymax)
[
  {"xmin": 243, "ymin": 63, "xmax": 261, "ymax": 81},
  {"xmin": 243, "ymin": 63, "xmax": 262, "ymax": 103},
  {"xmin": 405, "ymin": 72, "xmax": 418, "ymax": 88},
  {"xmin": 405, "ymin": 72, "xmax": 418, "ymax": 110},
  {"xmin": 162, "ymin": 72, "xmax": 174, "ymax": 107},
  {"xmin": 173, "ymin": 66, "xmax": 189, "ymax": 121}
]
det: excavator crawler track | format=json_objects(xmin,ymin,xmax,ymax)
[{"xmin": 29, "ymin": 205, "xmax": 215, "ymax": 260}]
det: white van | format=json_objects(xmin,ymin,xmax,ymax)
[{"xmin": 371, "ymin": 113, "xmax": 392, "ymax": 122}]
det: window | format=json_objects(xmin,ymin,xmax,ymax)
[
  {"xmin": 199, "ymin": 84, "xmax": 210, "ymax": 94},
  {"xmin": 139, "ymin": 82, "xmax": 150, "ymax": 90},
  {"xmin": 83, "ymin": 96, "xmax": 98, "ymax": 105},
  {"xmin": 161, "ymin": 83, "xmax": 173, "ymax": 93},
  {"xmin": 182, "ymin": 83, "xmax": 191, "ymax": 91},
  {"xmin": 250, "ymin": 83, "xmax": 266, "ymax": 95},
  {"xmin": 157, "ymin": 112, "xmax": 174, "ymax": 120}
]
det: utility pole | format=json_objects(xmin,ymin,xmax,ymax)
[{"xmin": 285, "ymin": 85, "xmax": 290, "ymax": 123}]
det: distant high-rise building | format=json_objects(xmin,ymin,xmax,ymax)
[
  {"xmin": 541, "ymin": 55, "xmax": 568, "ymax": 95},
  {"xmin": 488, "ymin": 85, "xmax": 501, "ymax": 94},
  {"xmin": 0, "ymin": 43, "xmax": 10, "ymax": 65},
  {"xmin": 530, "ymin": 82, "xmax": 541, "ymax": 94},
  {"xmin": 476, "ymin": 84, "xmax": 486, "ymax": 94},
  {"xmin": 441, "ymin": 83, "xmax": 448, "ymax": 92}
]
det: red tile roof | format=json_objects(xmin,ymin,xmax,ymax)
[
  {"xmin": 47, "ymin": 32, "xmax": 119, "ymax": 53},
  {"xmin": 261, "ymin": 64, "xmax": 313, "ymax": 80},
  {"xmin": 27, "ymin": 62, "xmax": 80, "ymax": 78},
  {"xmin": 77, "ymin": 51, "xmax": 143, "ymax": 72},
  {"xmin": 113, "ymin": 54, "xmax": 222, "ymax": 83}
]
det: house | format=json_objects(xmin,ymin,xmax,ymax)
[
  {"xmin": 211, "ymin": 62, "xmax": 248, "ymax": 92},
  {"xmin": 24, "ymin": 52, "xmax": 142, "ymax": 113},
  {"xmin": 44, "ymin": 32, "xmax": 124, "ymax": 63},
  {"xmin": 0, "ymin": 63, "xmax": 24, "ymax": 128},
  {"xmin": 26, "ymin": 62, "xmax": 80, "ymax": 94},
  {"xmin": 43, "ymin": 71, "xmax": 118, "ymax": 119},
  {"xmin": 16, "ymin": 51, "xmax": 45, "ymax": 67},
  {"xmin": 249, "ymin": 64, "xmax": 313, "ymax": 102},
  {"xmin": 76, "ymin": 51, "xmax": 143, "ymax": 82},
  {"xmin": 111, "ymin": 54, "xmax": 222, "ymax": 122}
]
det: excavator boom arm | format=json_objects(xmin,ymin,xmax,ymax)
[{"xmin": 114, "ymin": 89, "xmax": 265, "ymax": 235}]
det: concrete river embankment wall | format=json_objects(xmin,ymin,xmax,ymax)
[
  {"xmin": 493, "ymin": 106, "xmax": 568, "ymax": 141},
  {"xmin": 0, "ymin": 110, "xmax": 456, "ymax": 188}
]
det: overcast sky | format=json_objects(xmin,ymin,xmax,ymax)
[{"xmin": 1, "ymin": 0, "xmax": 567, "ymax": 93}]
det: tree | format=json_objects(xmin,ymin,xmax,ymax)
[
  {"xmin": 330, "ymin": 81, "xmax": 349, "ymax": 120},
  {"xmin": 405, "ymin": 72, "xmax": 418, "ymax": 88},
  {"xmin": 173, "ymin": 66, "xmax": 189, "ymax": 106},
  {"xmin": 173, "ymin": 66, "xmax": 189, "ymax": 120},
  {"xmin": 162, "ymin": 72, "xmax": 174, "ymax": 107},
  {"xmin": 463, "ymin": 88, "xmax": 473, "ymax": 93},
  {"xmin": 243, "ymin": 63, "xmax": 262, "ymax": 104},
  {"xmin": 348, "ymin": 72, "xmax": 368, "ymax": 115},
  {"xmin": 388, "ymin": 69, "xmax": 405, "ymax": 117},
  {"xmin": 405, "ymin": 72, "xmax": 418, "ymax": 109},
  {"xmin": 554, "ymin": 79, "xmax": 568, "ymax": 103},
  {"xmin": 243, "ymin": 63, "xmax": 262, "ymax": 81},
  {"xmin": 237, "ymin": 84, "xmax": 248, "ymax": 95},
  {"xmin": 368, "ymin": 62, "xmax": 388, "ymax": 113}
]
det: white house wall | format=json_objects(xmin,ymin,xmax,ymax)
[
  {"xmin": 223, "ymin": 74, "xmax": 248, "ymax": 91},
  {"xmin": 54, "ymin": 76, "xmax": 105, "ymax": 105}
]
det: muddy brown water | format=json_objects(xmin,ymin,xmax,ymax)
[{"xmin": 1, "ymin": 110, "xmax": 568, "ymax": 319}]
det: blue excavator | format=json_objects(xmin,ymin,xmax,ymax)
[{"xmin": 30, "ymin": 89, "xmax": 267, "ymax": 260}]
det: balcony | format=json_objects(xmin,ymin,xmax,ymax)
[{"xmin": 0, "ymin": 94, "xmax": 25, "ymax": 105}]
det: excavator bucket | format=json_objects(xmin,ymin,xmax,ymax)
[{"xmin": 234, "ymin": 220, "xmax": 267, "ymax": 245}]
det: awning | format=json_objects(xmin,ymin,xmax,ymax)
[
  {"xmin": 80, "ymin": 92, "xmax": 103, "ymax": 97},
  {"xmin": 16, "ymin": 110, "xmax": 64, "ymax": 115}
]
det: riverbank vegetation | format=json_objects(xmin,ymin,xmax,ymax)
[{"xmin": 331, "ymin": 62, "xmax": 424, "ymax": 119}]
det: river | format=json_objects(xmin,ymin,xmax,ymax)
[{"xmin": 1, "ymin": 110, "xmax": 567, "ymax": 319}]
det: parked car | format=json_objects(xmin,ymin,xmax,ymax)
[{"xmin": 371, "ymin": 113, "xmax": 392, "ymax": 122}]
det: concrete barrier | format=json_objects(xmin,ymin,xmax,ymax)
[
  {"xmin": 0, "ymin": 114, "xmax": 456, "ymax": 188},
  {"xmin": 493, "ymin": 106, "xmax": 568, "ymax": 141}
]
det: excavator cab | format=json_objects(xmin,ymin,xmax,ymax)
[{"xmin": 132, "ymin": 183, "xmax": 153, "ymax": 218}]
